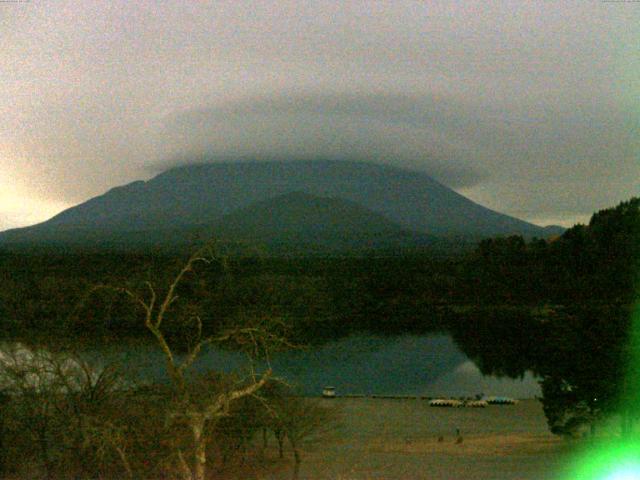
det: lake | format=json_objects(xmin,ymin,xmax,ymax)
[{"xmin": 82, "ymin": 333, "xmax": 541, "ymax": 398}]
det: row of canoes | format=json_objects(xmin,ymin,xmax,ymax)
[
  {"xmin": 322, "ymin": 387, "xmax": 518, "ymax": 405},
  {"xmin": 429, "ymin": 397, "xmax": 518, "ymax": 407},
  {"xmin": 429, "ymin": 399, "xmax": 485, "ymax": 407}
]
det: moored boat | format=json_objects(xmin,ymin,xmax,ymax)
[{"xmin": 322, "ymin": 386, "xmax": 336, "ymax": 398}]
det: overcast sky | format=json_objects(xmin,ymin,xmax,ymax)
[{"xmin": 1, "ymin": 0, "xmax": 638, "ymax": 231}]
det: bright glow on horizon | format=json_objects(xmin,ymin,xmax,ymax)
[
  {"xmin": 0, "ymin": 173, "xmax": 69, "ymax": 231},
  {"xmin": 0, "ymin": 195, "xmax": 69, "ymax": 231}
]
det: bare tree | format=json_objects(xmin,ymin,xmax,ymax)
[
  {"xmin": 105, "ymin": 244, "xmax": 289, "ymax": 480},
  {"xmin": 0, "ymin": 345, "xmax": 130, "ymax": 479},
  {"xmin": 0, "ymin": 346, "xmax": 61, "ymax": 480}
]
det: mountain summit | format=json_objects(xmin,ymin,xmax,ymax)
[{"xmin": 0, "ymin": 160, "xmax": 561, "ymax": 252}]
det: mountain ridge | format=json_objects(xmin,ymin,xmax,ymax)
[{"xmin": 0, "ymin": 159, "xmax": 564, "ymax": 252}]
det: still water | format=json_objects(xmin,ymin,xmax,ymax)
[{"xmin": 83, "ymin": 334, "xmax": 540, "ymax": 398}]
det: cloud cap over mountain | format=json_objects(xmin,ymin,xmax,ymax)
[
  {"xmin": 154, "ymin": 93, "xmax": 488, "ymax": 191},
  {"xmin": 1, "ymin": 1, "xmax": 637, "ymax": 230}
]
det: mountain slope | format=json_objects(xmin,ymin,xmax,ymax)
[
  {"xmin": 214, "ymin": 191, "xmax": 434, "ymax": 252},
  {"xmin": 0, "ymin": 160, "xmax": 558, "ymax": 250},
  {"xmin": 218, "ymin": 191, "xmax": 402, "ymax": 238},
  {"xmin": 0, "ymin": 192, "xmax": 435, "ymax": 253}
]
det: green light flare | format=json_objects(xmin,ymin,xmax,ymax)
[
  {"xmin": 562, "ymin": 301, "xmax": 640, "ymax": 479},
  {"xmin": 564, "ymin": 439, "xmax": 640, "ymax": 480}
]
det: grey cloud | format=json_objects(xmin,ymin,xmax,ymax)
[
  {"xmin": 150, "ymin": 90, "xmax": 639, "ymax": 214},
  {"xmin": 151, "ymin": 93, "xmax": 490, "ymax": 189}
]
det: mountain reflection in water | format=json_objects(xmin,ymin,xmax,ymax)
[{"xmin": 76, "ymin": 334, "xmax": 540, "ymax": 398}]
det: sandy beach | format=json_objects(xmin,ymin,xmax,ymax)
[{"xmin": 263, "ymin": 398, "xmax": 577, "ymax": 480}]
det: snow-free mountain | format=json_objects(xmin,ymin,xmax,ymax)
[{"xmin": 0, "ymin": 160, "xmax": 562, "ymax": 252}]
